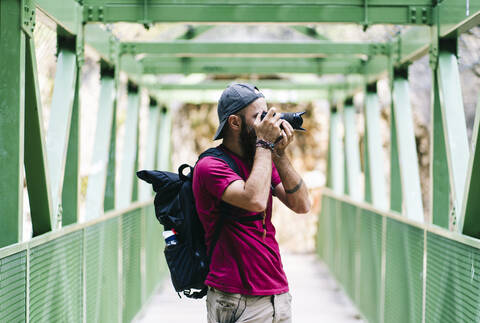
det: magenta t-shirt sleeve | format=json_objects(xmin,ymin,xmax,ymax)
[
  {"xmin": 196, "ymin": 157, "xmax": 243, "ymax": 200},
  {"xmin": 272, "ymin": 163, "xmax": 282, "ymax": 188}
]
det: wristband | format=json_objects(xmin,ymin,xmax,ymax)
[{"xmin": 256, "ymin": 139, "xmax": 274, "ymax": 152}]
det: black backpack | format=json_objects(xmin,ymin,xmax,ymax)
[{"xmin": 136, "ymin": 146, "xmax": 262, "ymax": 299}]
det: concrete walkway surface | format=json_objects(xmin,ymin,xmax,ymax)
[{"xmin": 134, "ymin": 253, "xmax": 364, "ymax": 323}]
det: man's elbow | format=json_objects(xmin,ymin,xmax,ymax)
[
  {"xmin": 293, "ymin": 199, "xmax": 311, "ymax": 214},
  {"xmin": 250, "ymin": 199, "xmax": 267, "ymax": 213}
]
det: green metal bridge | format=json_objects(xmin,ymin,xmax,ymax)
[{"xmin": 1, "ymin": 0, "xmax": 480, "ymax": 322}]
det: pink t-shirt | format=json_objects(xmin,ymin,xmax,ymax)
[{"xmin": 192, "ymin": 145, "xmax": 289, "ymax": 296}]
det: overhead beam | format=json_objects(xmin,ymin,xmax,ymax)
[
  {"xmin": 141, "ymin": 80, "xmax": 363, "ymax": 91},
  {"xmin": 391, "ymin": 26, "xmax": 431, "ymax": 65},
  {"xmin": 140, "ymin": 57, "xmax": 365, "ymax": 75},
  {"xmin": 150, "ymin": 89, "xmax": 337, "ymax": 104},
  {"xmin": 36, "ymin": 0, "xmax": 82, "ymax": 35},
  {"xmin": 120, "ymin": 41, "xmax": 384, "ymax": 57},
  {"xmin": 84, "ymin": 24, "xmax": 120, "ymax": 64},
  {"xmin": 82, "ymin": 0, "xmax": 433, "ymax": 25},
  {"xmin": 436, "ymin": 0, "xmax": 480, "ymax": 37}
]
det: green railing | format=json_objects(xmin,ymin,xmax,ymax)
[
  {"xmin": 0, "ymin": 201, "xmax": 167, "ymax": 322},
  {"xmin": 318, "ymin": 188, "xmax": 480, "ymax": 323}
]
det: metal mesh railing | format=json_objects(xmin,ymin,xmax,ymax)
[
  {"xmin": 0, "ymin": 202, "xmax": 167, "ymax": 322},
  {"xmin": 384, "ymin": 218, "xmax": 423, "ymax": 323},
  {"xmin": 317, "ymin": 190, "xmax": 480, "ymax": 323},
  {"xmin": 425, "ymin": 232, "xmax": 480, "ymax": 322},
  {"xmin": 0, "ymin": 251, "xmax": 27, "ymax": 322}
]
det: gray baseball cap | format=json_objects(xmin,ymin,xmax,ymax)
[{"xmin": 213, "ymin": 83, "xmax": 265, "ymax": 140}]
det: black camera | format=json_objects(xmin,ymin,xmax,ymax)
[{"xmin": 260, "ymin": 111, "xmax": 306, "ymax": 131}]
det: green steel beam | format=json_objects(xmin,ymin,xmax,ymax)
[
  {"xmin": 62, "ymin": 57, "xmax": 81, "ymax": 226},
  {"xmin": 388, "ymin": 61, "xmax": 402, "ymax": 213},
  {"xmin": 430, "ymin": 72, "xmax": 449, "ymax": 228},
  {"xmin": 149, "ymin": 88, "xmax": 336, "ymax": 104},
  {"xmin": 391, "ymin": 26, "xmax": 431, "ymax": 65},
  {"xmin": 141, "ymin": 57, "xmax": 365, "ymax": 75},
  {"xmin": 437, "ymin": 50, "xmax": 470, "ymax": 230},
  {"xmin": 103, "ymin": 83, "xmax": 118, "ymax": 213},
  {"xmin": 117, "ymin": 84, "xmax": 140, "ymax": 208},
  {"xmin": 392, "ymin": 71, "xmax": 424, "ymax": 222},
  {"xmin": 46, "ymin": 45, "xmax": 77, "ymax": 228},
  {"xmin": 35, "ymin": 0, "xmax": 82, "ymax": 35},
  {"xmin": 131, "ymin": 96, "xmax": 141, "ymax": 203},
  {"xmin": 120, "ymin": 41, "xmax": 383, "ymax": 57},
  {"xmin": 85, "ymin": 64, "xmax": 116, "ymax": 220},
  {"xmin": 81, "ymin": 0, "xmax": 434, "ymax": 25},
  {"xmin": 139, "ymin": 100, "xmax": 160, "ymax": 201},
  {"xmin": 141, "ymin": 80, "xmax": 363, "ymax": 91},
  {"xmin": 151, "ymin": 90, "xmax": 334, "ymax": 104},
  {"xmin": 462, "ymin": 94, "xmax": 480, "ymax": 238},
  {"xmin": 343, "ymin": 101, "xmax": 362, "ymax": 201},
  {"xmin": 390, "ymin": 4, "xmax": 480, "ymax": 65},
  {"xmin": 436, "ymin": 0, "xmax": 480, "ymax": 37},
  {"xmin": 84, "ymin": 24, "xmax": 120, "ymax": 65},
  {"xmin": 364, "ymin": 85, "xmax": 388, "ymax": 210},
  {"xmin": 0, "ymin": 0, "xmax": 25, "ymax": 247},
  {"xmin": 156, "ymin": 107, "xmax": 172, "ymax": 171},
  {"xmin": 326, "ymin": 105, "xmax": 333, "ymax": 189},
  {"xmin": 24, "ymin": 37, "xmax": 53, "ymax": 235},
  {"xmin": 360, "ymin": 56, "xmax": 389, "ymax": 77},
  {"xmin": 328, "ymin": 108, "xmax": 345, "ymax": 194}
]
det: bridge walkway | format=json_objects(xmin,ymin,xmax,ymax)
[{"xmin": 134, "ymin": 253, "xmax": 363, "ymax": 323}]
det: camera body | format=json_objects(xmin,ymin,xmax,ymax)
[{"xmin": 260, "ymin": 111, "xmax": 306, "ymax": 131}]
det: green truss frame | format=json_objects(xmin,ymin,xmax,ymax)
[
  {"xmin": 0, "ymin": 0, "xmax": 478, "ymax": 243},
  {"xmin": 3, "ymin": 0, "xmax": 480, "ymax": 321}
]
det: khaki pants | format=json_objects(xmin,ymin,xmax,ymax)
[{"xmin": 206, "ymin": 287, "xmax": 292, "ymax": 323}]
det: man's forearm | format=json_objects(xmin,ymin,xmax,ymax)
[
  {"xmin": 244, "ymin": 147, "xmax": 272, "ymax": 209},
  {"xmin": 273, "ymin": 153, "xmax": 311, "ymax": 213}
]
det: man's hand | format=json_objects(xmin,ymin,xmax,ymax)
[
  {"xmin": 274, "ymin": 120, "xmax": 295, "ymax": 157},
  {"xmin": 254, "ymin": 107, "xmax": 283, "ymax": 143}
]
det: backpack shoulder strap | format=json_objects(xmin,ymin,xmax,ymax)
[{"xmin": 197, "ymin": 146, "xmax": 241, "ymax": 177}]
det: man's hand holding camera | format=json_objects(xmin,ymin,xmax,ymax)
[
  {"xmin": 254, "ymin": 107, "xmax": 283, "ymax": 144},
  {"xmin": 274, "ymin": 120, "xmax": 294, "ymax": 157}
]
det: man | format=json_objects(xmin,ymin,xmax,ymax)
[{"xmin": 193, "ymin": 83, "xmax": 311, "ymax": 323}]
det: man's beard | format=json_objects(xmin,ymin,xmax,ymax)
[{"xmin": 239, "ymin": 115, "xmax": 257, "ymax": 167}]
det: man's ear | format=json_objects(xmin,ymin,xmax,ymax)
[{"xmin": 227, "ymin": 115, "xmax": 242, "ymax": 132}]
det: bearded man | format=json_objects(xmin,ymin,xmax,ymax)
[{"xmin": 192, "ymin": 83, "xmax": 311, "ymax": 323}]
